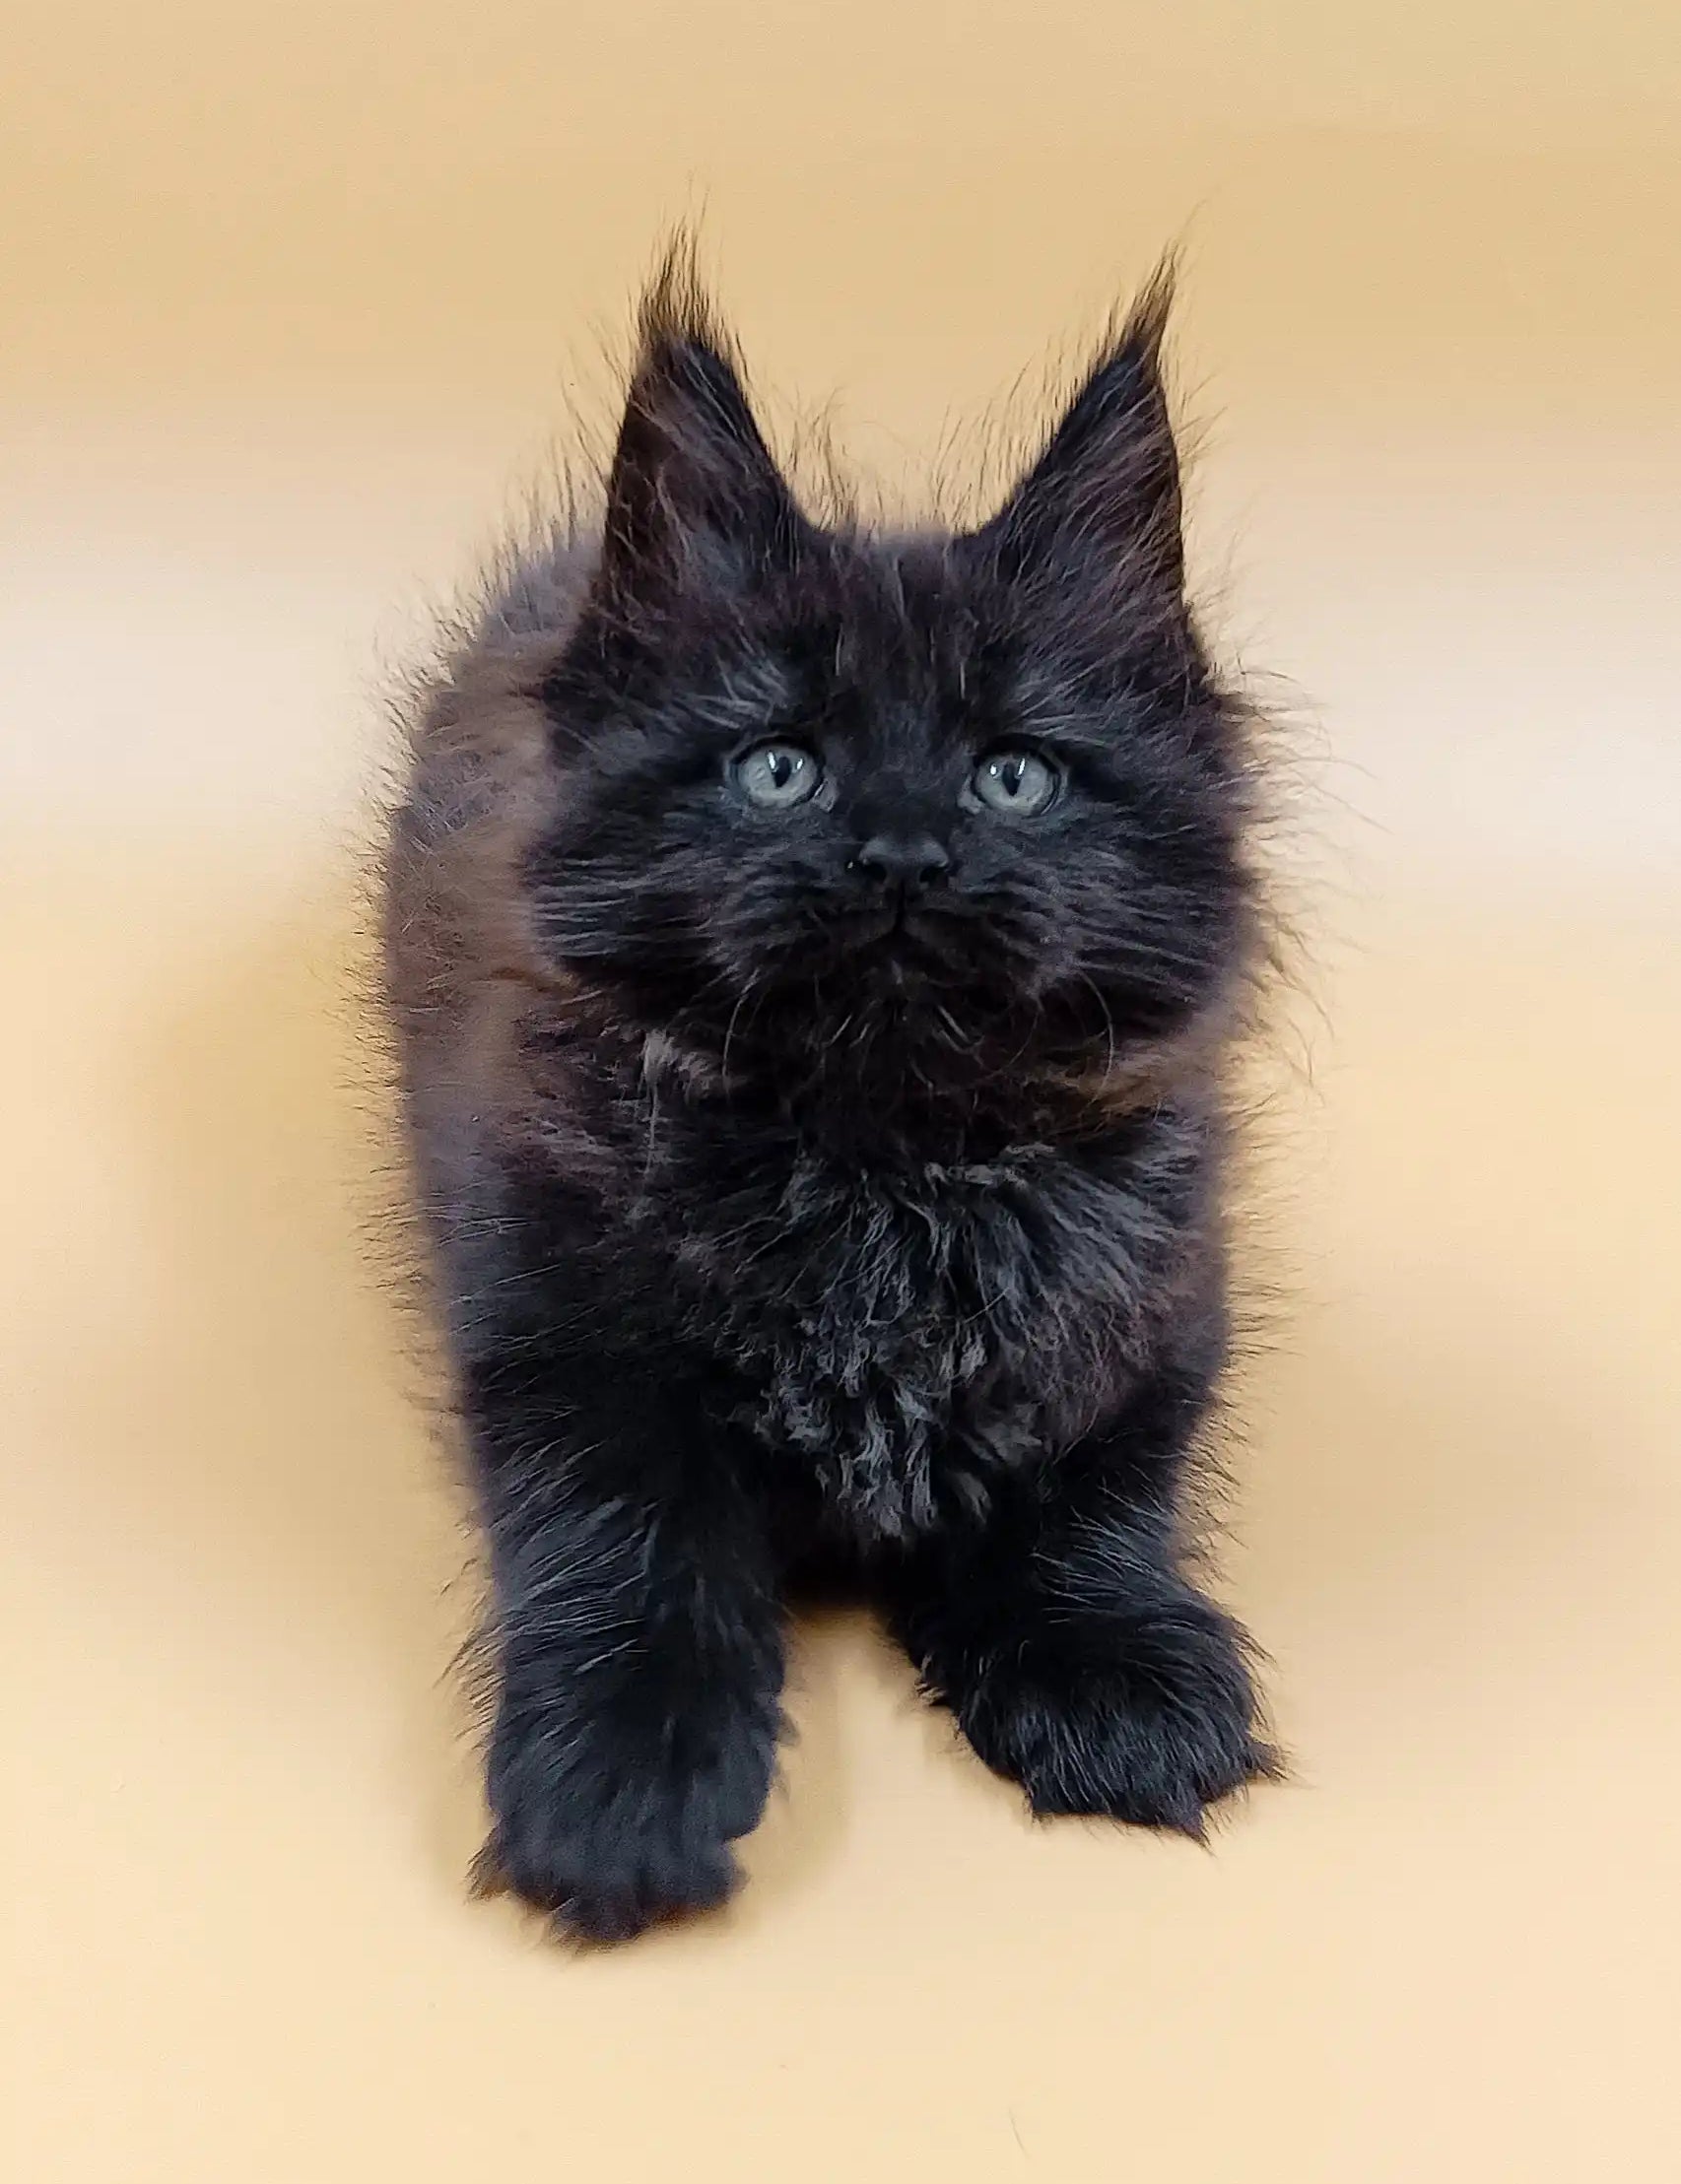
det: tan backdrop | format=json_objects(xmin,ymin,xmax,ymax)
[{"xmin": 6, "ymin": 5, "xmax": 1679, "ymax": 2178}]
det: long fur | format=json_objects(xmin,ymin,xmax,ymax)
[{"xmin": 380, "ymin": 241, "xmax": 1279, "ymax": 1943}]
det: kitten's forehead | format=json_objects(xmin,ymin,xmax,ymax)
[{"xmin": 790, "ymin": 533, "xmax": 1000, "ymax": 729}]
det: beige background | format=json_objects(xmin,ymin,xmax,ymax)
[{"xmin": 6, "ymin": 5, "xmax": 1680, "ymax": 2178}]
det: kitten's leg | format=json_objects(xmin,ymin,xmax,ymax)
[
  {"xmin": 465, "ymin": 1339, "xmax": 784, "ymax": 1942},
  {"xmin": 887, "ymin": 1359, "xmax": 1275, "ymax": 1834}
]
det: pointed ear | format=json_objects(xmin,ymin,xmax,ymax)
[
  {"xmin": 973, "ymin": 268, "xmax": 1186, "ymax": 609},
  {"xmin": 593, "ymin": 251, "xmax": 806, "ymax": 616}
]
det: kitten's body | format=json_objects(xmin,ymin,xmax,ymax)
[{"xmin": 383, "ymin": 259, "xmax": 1275, "ymax": 1942}]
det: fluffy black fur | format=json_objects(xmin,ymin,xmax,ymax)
[{"xmin": 381, "ymin": 249, "xmax": 1277, "ymax": 1943}]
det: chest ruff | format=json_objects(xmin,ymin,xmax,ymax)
[{"xmin": 659, "ymin": 1139, "xmax": 1197, "ymax": 1542}]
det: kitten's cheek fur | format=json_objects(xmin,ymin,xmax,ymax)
[
  {"xmin": 930, "ymin": 1604, "xmax": 1277, "ymax": 1835},
  {"xmin": 475, "ymin": 1704, "xmax": 779, "ymax": 1944}
]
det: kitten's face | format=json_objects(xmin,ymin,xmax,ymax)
[{"xmin": 528, "ymin": 283, "xmax": 1254, "ymax": 1104}]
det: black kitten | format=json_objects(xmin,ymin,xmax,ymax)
[{"xmin": 381, "ymin": 251, "xmax": 1276, "ymax": 1944}]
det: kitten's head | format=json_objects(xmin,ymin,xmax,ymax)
[{"xmin": 527, "ymin": 263, "xmax": 1259, "ymax": 1126}]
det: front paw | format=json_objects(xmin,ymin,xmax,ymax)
[
  {"xmin": 478, "ymin": 1711, "xmax": 774, "ymax": 1944},
  {"xmin": 951, "ymin": 1600, "xmax": 1277, "ymax": 1836}
]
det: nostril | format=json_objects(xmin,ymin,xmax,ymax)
[
  {"xmin": 851, "ymin": 832, "xmax": 952, "ymax": 888},
  {"xmin": 913, "ymin": 841, "xmax": 952, "ymax": 886}
]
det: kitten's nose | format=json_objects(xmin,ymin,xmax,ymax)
[{"xmin": 849, "ymin": 832, "xmax": 952, "ymax": 889}]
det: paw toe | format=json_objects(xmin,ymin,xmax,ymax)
[
  {"xmin": 956, "ymin": 1610, "xmax": 1276, "ymax": 1833},
  {"xmin": 475, "ymin": 1826, "xmax": 740, "ymax": 1943}
]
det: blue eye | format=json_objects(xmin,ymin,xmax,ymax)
[
  {"xmin": 973, "ymin": 747, "xmax": 1059, "ymax": 817},
  {"xmin": 733, "ymin": 742, "xmax": 823, "ymax": 810}
]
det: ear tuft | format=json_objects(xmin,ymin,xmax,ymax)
[
  {"xmin": 974, "ymin": 260, "xmax": 1187, "ymax": 603},
  {"xmin": 594, "ymin": 234, "xmax": 805, "ymax": 611},
  {"xmin": 634, "ymin": 231, "xmax": 749, "ymax": 399}
]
